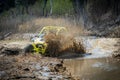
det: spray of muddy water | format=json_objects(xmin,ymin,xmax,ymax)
[{"xmin": 44, "ymin": 32, "xmax": 86, "ymax": 57}]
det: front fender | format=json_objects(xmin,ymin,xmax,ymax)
[{"xmin": 32, "ymin": 43, "xmax": 47, "ymax": 54}]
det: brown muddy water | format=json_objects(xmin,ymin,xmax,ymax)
[{"xmin": 63, "ymin": 58, "xmax": 120, "ymax": 80}]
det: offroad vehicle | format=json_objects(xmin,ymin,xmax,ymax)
[{"xmin": 24, "ymin": 26, "xmax": 68, "ymax": 55}]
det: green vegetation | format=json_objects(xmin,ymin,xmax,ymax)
[{"xmin": 51, "ymin": 0, "xmax": 74, "ymax": 15}]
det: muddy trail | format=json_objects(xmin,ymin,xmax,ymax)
[
  {"xmin": 0, "ymin": 40, "xmax": 73, "ymax": 80},
  {"xmin": 0, "ymin": 54, "xmax": 73, "ymax": 80},
  {"xmin": 0, "ymin": 34, "xmax": 120, "ymax": 80}
]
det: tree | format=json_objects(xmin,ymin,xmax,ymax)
[
  {"xmin": 42, "ymin": 0, "xmax": 53, "ymax": 16},
  {"xmin": 71, "ymin": 0, "xmax": 88, "ymax": 26}
]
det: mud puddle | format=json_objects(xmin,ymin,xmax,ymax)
[{"xmin": 63, "ymin": 58, "xmax": 120, "ymax": 80}]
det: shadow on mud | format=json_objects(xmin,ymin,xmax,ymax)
[{"xmin": 58, "ymin": 53, "xmax": 91, "ymax": 59}]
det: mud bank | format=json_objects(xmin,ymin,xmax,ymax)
[{"xmin": 0, "ymin": 54, "xmax": 73, "ymax": 80}]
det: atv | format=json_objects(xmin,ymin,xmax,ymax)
[{"xmin": 24, "ymin": 26, "xmax": 67, "ymax": 55}]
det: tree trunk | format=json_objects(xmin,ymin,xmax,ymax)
[
  {"xmin": 49, "ymin": 0, "xmax": 53, "ymax": 15},
  {"xmin": 43, "ymin": 0, "xmax": 47, "ymax": 16}
]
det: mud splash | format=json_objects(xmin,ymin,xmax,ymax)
[{"xmin": 44, "ymin": 34, "xmax": 85, "ymax": 57}]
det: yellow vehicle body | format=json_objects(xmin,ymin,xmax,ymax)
[
  {"xmin": 26, "ymin": 26, "xmax": 67, "ymax": 54},
  {"xmin": 32, "ymin": 42, "xmax": 47, "ymax": 54}
]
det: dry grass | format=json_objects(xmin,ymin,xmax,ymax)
[
  {"xmin": 18, "ymin": 17, "xmax": 89, "ymax": 35},
  {"xmin": 0, "ymin": 15, "xmax": 90, "ymax": 36}
]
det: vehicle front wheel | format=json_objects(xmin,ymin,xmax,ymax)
[{"xmin": 23, "ymin": 44, "xmax": 34, "ymax": 53}]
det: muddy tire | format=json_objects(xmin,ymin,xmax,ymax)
[{"xmin": 23, "ymin": 44, "xmax": 34, "ymax": 53}]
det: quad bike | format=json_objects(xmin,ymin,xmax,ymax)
[{"xmin": 24, "ymin": 26, "xmax": 67, "ymax": 55}]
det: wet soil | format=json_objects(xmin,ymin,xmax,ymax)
[
  {"xmin": 0, "ymin": 41, "xmax": 74, "ymax": 80},
  {"xmin": 0, "ymin": 54, "xmax": 73, "ymax": 80}
]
